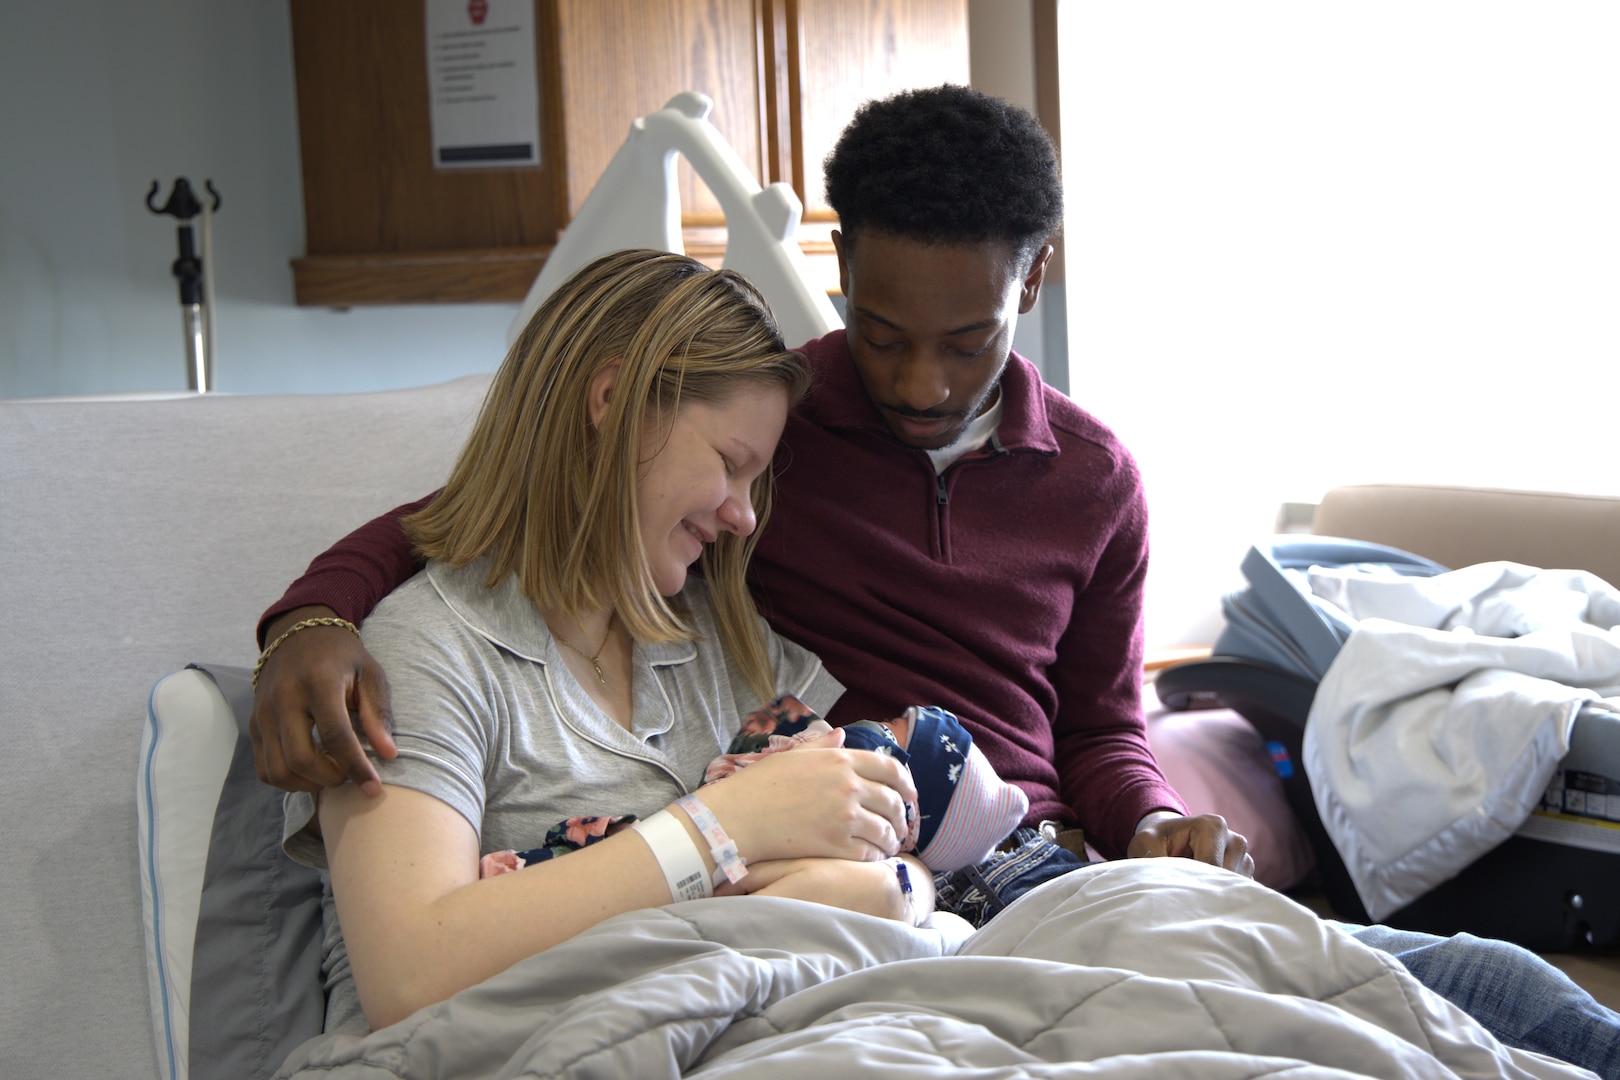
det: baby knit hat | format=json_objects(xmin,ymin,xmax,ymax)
[
  {"xmin": 853, "ymin": 706, "xmax": 1029, "ymax": 872},
  {"xmin": 901, "ymin": 706, "xmax": 1029, "ymax": 870},
  {"xmin": 721, "ymin": 697, "xmax": 1029, "ymax": 872}
]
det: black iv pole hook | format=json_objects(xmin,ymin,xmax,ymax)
[{"xmin": 146, "ymin": 178, "xmax": 222, "ymax": 392}]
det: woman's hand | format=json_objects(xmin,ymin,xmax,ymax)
[
  {"xmin": 250, "ymin": 605, "xmax": 398, "ymax": 795},
  {"xmin": 696, "ymin": 727, "xmax": 917, "ymax": 865},
  {"xmin": 716, "ymin": 854, "xmax": 935, "ymax": 926}
]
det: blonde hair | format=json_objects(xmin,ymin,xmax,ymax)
[{"xmin": 405, "ymin": 249, "xmax": 810, "ymax": 700}]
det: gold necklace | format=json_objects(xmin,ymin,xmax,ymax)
[{"xmin": 552, "ymin": 611, "xmax": 616, "ymax": 686}]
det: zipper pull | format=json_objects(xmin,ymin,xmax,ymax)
[{"xmin": 936, "ymin": 472, "xmax": 949, "ymax": 507}]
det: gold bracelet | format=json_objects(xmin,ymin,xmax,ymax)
[{"xmin": 251, "ymin": 616, "xmax": 361, "ymax": 691}]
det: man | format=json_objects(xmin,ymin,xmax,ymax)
[{"xmin": 252, "ymin": 85, "xmax": 1617, "ymax": 1072}]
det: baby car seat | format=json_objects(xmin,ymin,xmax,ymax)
[{"xmin": 1157, "ymin": 536, "xmax": 1620, "ymax": 951}]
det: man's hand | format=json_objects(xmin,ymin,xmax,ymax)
[
  {"xmin": 1126, "ymin": 811, "xmax": 1254, "ymax": 877},
  {"xmin": 249, "ymin": 605, "xmax": 396, "ymax": 796}
]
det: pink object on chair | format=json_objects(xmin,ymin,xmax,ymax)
[{"xmin": 1143, "ymin": 680, "xmax": 1316, "ymax": 892}]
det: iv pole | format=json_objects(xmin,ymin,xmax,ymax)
[{"xmin": 146, "ymin": 178, "xmax": 221, "ymax": 392}]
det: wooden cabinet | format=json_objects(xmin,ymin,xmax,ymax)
[{"xmin": 289, "ymin": 0, "xmax": 967, "ymax": 307}]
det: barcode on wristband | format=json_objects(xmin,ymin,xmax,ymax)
[{"xmin": 672, "ymin": 870, "xmax": 708, "ymax": 901}]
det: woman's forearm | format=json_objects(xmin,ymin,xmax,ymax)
[
  {"xmin": 322, "ymin": 785, "xmax": 717, "ymax": 1030},
  {"xmin": 373, "ymin": 836, "xmax": 676, "ymax": 1026},
  {"xmin": 325, "ymin": 744, "xmax": 918, "ymax": 1028}
]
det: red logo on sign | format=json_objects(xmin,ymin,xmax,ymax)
[{"xmin": 468, "ymin": 0, "xmax": 488, "ymax": 25}]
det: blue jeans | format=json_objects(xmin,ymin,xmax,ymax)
[
  {"xmin": 930, "ymin": 827, "xmax": 1091, "ymax": 927},
  {"xmin": 1347, "ymin": 924, "xmax": 1620, "ymax": 1080},
  {"xmin": 934, "ymin": 834, "xmax": 1620, "ymax": 1079}
]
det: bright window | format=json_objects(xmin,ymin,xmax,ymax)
[{"xmin": 1058, "ymin": 2, "xmax": 1620, "ymax": 645}]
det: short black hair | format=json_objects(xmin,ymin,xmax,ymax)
[{"xmin": 823, "ymin": 84, "xmax": 1063, "ymax": 264}]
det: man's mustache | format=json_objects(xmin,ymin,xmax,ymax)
[{"xmin": 886, "ymin": 405, "xmax": 955, "ymax": 421}]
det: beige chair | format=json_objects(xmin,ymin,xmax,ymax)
[{"xmin": 1312, "ymin": 483, "xmax": 1620, "ymax": 589}]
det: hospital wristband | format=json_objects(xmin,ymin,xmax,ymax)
[
  {"xmin": 892, "ymin": 857, "xmax": 918, "ymax": 927},
  {"xmin": 631, "ymin": 810, "xmax": 713, "ymax": 902},
  {"xmin": 676, "ymin": 794, "xmax": 749, "ymax": 884}
]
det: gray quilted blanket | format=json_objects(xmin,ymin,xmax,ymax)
[{"xmin": 274, "ymin": 860, "xmax": 1594, "ymax": 1079}]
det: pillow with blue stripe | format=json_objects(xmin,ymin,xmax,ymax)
[{"xmin": 138, "ymin": 664, "xmax": 324, "ymax": 1080}]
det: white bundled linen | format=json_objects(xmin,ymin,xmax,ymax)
[
  {"xmin": 1303, "ymin": 561, "xmax": 1620, "ymax": 921},
  {"xmin": 272, "ymin": 860, "xmax": 1592, "ymax": 1079}
]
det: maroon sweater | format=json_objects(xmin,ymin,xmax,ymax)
[{"xmin": 263, "ymin": 331, "xmax": 1185, "ymax": 857}]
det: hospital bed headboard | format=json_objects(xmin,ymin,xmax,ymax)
[{"xmin": 507, "ymin": 91, "xmax": 842, "ymax": 349}]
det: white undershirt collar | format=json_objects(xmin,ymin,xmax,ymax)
[{"xmin": 925, "ymin": 392, "xmax": 1004, "ymax": 473}]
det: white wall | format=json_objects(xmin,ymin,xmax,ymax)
[
  {"xmin": 0, "ymin": 1, "xmax": 516, "ymax": 398},
  {"xmin": 1059, "ymin": 2, "xmax": 1620, "ymax": 649},
  {"xmin": 1, "ymin": 2, "xmax": 1058, "ymax": 400}
]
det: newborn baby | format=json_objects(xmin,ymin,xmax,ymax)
[{"xmin": 481, "ymin": 696, "xmax": 1029, "ymax": 877}]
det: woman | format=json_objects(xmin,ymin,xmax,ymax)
[{"xmin": 278, "ymin": 250, "xmax": 927, "ymax": 1033}]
